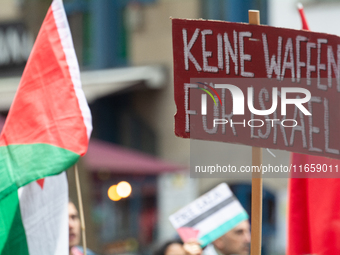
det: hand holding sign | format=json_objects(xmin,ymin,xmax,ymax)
[{"xmin": 183, "ymin": 239, "xmax": 202, "ymax": 255}]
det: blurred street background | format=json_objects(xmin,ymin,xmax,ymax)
[{"xmin": 0, "ymin": 0, "xmax": 339, "ymax": 254}]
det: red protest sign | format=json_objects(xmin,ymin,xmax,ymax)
[{"xmin": 173, "ymin": 18, "xmax": 340, "ymax": 159}]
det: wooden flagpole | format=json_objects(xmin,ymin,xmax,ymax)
[
  {"xmin": 248, "ymin": 10, "xmax": 263, "ymax": 255},
  {"xmin": 74, "ymin": 164, "xmax": 87, "ymax": 255}
]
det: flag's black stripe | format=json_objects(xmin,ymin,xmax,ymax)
[{"xmin": 182, "ymin": 196, "xmax": 237, "ymax": 228}]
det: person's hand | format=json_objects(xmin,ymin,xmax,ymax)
[{"xmin": 183, "ymin": 239, "xmax": 202, "ymax": 255}]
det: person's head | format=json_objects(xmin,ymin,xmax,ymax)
[
  {"xmin": 212, "ymin": 220, "xmax": 250, "ymax": 255},
  {"xmin": 68, "ymin": 201, "xmax": 81, "ymax": 251},
  {"xmin": 154, "ymin": 240, "xmax": 186, "ymax": 255}
]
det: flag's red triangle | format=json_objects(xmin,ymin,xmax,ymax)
[
  {"xmin": 36, "ymin": 179, "xmax": 45, "ymax": 189},
  {"xmin": 177, "ymin": 227, "xmax": 200, "ymax": 242}
]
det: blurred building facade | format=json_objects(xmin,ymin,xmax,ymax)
[{"xmin": 3, "ymin": 0, "xmax": 339, "ymax": 254}]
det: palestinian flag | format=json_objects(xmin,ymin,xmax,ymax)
[
  {"xmin": 0, "ymin": 0, "xmax": 91, "ymax": 201},
  {"xmin": 0, "ymin": 173, "xmax": 69, "ymax": 254},
  {"xmin": 0, "ymin": 0, "xmax": 91, "ymax": 254}
]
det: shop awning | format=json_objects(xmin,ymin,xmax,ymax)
[
  {"xmin": 84, "ymin": 139, "xmax": 185, "ymax": 174},
  {"xmin": 0, "ymin": 65, "xmax": 166, "ymax": 111}
]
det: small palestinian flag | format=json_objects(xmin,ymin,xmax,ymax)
[
  {"xmin": 0, "ymin": 0, "xmax": 92, "ymax": 254},
  {"xmin": 169, "ymin": 183, "xmax": 248, "ymax": 247}
]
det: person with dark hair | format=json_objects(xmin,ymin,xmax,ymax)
[
  {"xmin": 154, "ymin": 240, "xmax": 185, "ymax": 255},
  {"xmin": 154, "ymin": 239, "xmax": 202, "ymax": 255}
]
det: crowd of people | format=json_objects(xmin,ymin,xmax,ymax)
[{"xmin": 68, "ymin": 201, "xmax": 250, "ymax": 255}]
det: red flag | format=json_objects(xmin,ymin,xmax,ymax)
[
  {"xmin": 287, "ymin": 154, "xmax": 340, "ymax": 254},
  {"xmin": 287, "ymin": 4, "xmax": 340, "ymax": 254}
]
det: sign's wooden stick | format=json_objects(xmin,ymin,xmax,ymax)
[
  {"xmin": 249, "ymin": 10, "xmax": 260, "ymax": 26},
  {"xmin": 249, "ymin": 10, "xmax": 263, "ymax": 255},
  {"xmin": 75, "ymin": 164, "xmax": 87, "ymax": 255},
  {"xmin": 251, "ymin": 147, "xmax": 263, "ymax": 255}
]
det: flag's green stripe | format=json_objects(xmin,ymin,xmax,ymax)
[
  {"xmin": 0, "ymin": 190, "xmax": 29, "ymax": 255},
  {"xmin": 199, "ymin": 211, "xmax": 249, "ymax": 247},
  {"xmin": 0, "ymin": 144, "xmax": 79, "ymax": 201}
]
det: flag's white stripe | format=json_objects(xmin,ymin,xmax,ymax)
[
  {"xmin": 51, "ymin": 0, "xmax": 92, "ymax": 139},
  {"xmin": 169, "ymin": 183, "xmax": 233, "ymax": 228},
  {"xmin": 18, "ymin": 173, "xmax": 68, "ymax": 255},
  {"xmin": 193, "ymin": 201, "xmax": 246, "ymax": 237}
]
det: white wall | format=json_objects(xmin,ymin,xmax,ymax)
[
  {"xmin": 269, "ymin": 0, "xmax": 301, "ymax": 29},
  {"xmin": 269, "ymin": 0, "xmax": 340, "ymax": 37},
  {"xmin": 304, "ymin": 2, "xmax": 340, "ymax": 36}
]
